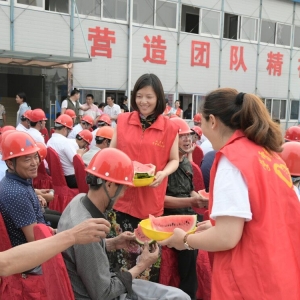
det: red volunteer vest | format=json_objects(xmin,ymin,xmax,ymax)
[
  {"xmin": 209, "ymin": 130, "xmax": 300, "ymax": 299},
  {"xmin": 175, "ymin": 108, "xmax": 182, "ymax": 117},
  {"xmin": 163, "ymin": 106, "xmax": 172, "ymax": 115},
  {"xmin": 114, "ymin": 111, "xmax": 178, "ymax": 219}
]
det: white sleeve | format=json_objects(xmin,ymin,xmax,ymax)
[
  {"xmin": 61, "ymin": 100, "xmax": 68, "ymax": 109},
  {"xmin": 68, "ymin": 128, "xmax": 77, "ymax": 139},
  {"xmin": 211, "ymin": 155, "xmax": 252, "ymax": 221},
  {"xmin": 115, "ymin": 105, "xmax": 121, "ymax": 115}
]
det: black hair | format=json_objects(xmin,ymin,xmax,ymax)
[
  {"xmin": 17, "ymin": 92, "xmax": 26, "ymax": 103},
  {"xmin": 86, "ymin": 173, "xmax": 103, "ymax": 190},
  {"xmin": 107, "ymin": 95, "xmax": 115, "ymax": 101},
  {"xmin": 94, "ymin": 102, "xmax": 99, "ymax": 106},
  {"xmin": 30, "ymin": 121, "xmax": 38, "ymax": 127},
  {"xmin": 86, "ymin": 94, "xmax": 94, "ymax": 99},
  {"xmin": 98, "ymin": 103, "xmax": 106, "ymax": 108},
  {"xmin": 121, "ymin": 95, "xmax": 128, "ymax": 102},
  {"xmin": 131, "ymin": 74, "xmax": 165, "ymax": 118},
  {"xmin": 56, "ymin": 112, "xmax": 61, "ymax": 118},
  {"xmin": 165, "ymin": 98, "xmax": 169, "ymax": 104},
  {"xmin": 70, "ymin": 88, "xmax": 80, "ymax": 96},
  {"xmin": 188, "ymin": 103, "xmax": 192, "ymax": 108}
]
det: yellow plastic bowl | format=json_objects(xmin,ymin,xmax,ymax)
[
  {"xmin": 133, "ymin": 176, "xmax": 155, "ymax": 187},
  {"xmin": 139, "ymin": 218, "xmax": 196, "ymax": 241}
]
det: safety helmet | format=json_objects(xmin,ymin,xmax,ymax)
[
  {"xmin": 54, "ymin": 114, "xmax": 73, "ymax": 130},
  {"xmin": 193, "ymin": 113, "xmax": 202, "ymax": 123},
  {"xmin": 36, "ymin": 142, "xmax": 47, "ymax": 161},
  {"xmin": 98, "ymin": 114, "xmax": 111, "ymax": 126},
  {"xmin": 191, "ymin": 126, "xmax": 202, "ymax": 138},
  {"xmin": 65, "ymin": 109, "xmax": 76, "ymax": 120},
  {"xmin": 0, "ymin": 125, "xmax": 16, "ymax": 134},
  {"xmin": 28, "ymin": 109, "xmax": 47, "ymax": 122},
  {"xmin": 96, "ymin": 126, "xmax": 114, "ymax": 140},
  {"xmin": 279, "ymin": 142, "xmax": 300, "ymax": 176},
  {"xmin": 77, "ymin": 129, "xmax": 93, "ymax": 145},
  {"xmin": 21, "ymin": 110, "xmax": 32, "ymax": 121},
  {"xmin": 86, "ymin": 148, "xmax": 134, "ymax": 186},
  {"xmin": 81, "ymin": 115, "xmax": 94, "ymax": 126},
  {"xmin": 0, "ymin": 129, "xmax": 15, "ymax": 153},
  {"xmin": 170, "ymin": 118, "xmax": 192, "ymax": 135},
  {"xmin": 2, "ymin": 131, "xmax": 40, "ymax": 161},
  {"xmin": 284, "ymin": 126, "xmax": 300, "ymax": 142}
]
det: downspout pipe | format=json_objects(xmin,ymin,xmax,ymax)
[
  {"xmin": 254, "ymin": 0, "xmax": 262, "ymax": 95},
  {"xmin": 10, "ymin": 0, "xmax": 14, "ymax": 50},
  {"xmin": 218, "ymin": 0, "xmax": 225, "ymax": 88},
  {"xmin": 70, "ymin": 0, "xmax": 74, "ymax": 57},
  {"xmin": 127, "ymin": 0, "xmax": 133, "ymax": 111},
  {"xmin": 175, "ymin": 0, "xmax": 181, "ymax": 100}
]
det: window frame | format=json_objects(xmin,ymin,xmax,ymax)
[
  {"xmin": 260, "ymin": 19, "xmax": 276, "ymax": 45},
  {"xmin": 101, "ymin": 0, "xmax": 128, "ymax": 24},
  {"xmin": 293, "ymin": 25, "xmax": 300, "ymax": 48},
  {"xmin": 223, "ymin": 12, "xmax": 240, "ymax": 41},
  {"xmin": 15, "ymin": 0, "xmax": 45, "ymax": 11},
  {"xmin": 154, "ymin": 0, "xmax": 178, "ymax": 31},
  {"xmin": 239, "ymin": 15, "xmax": 258, "ymax": 43},
  {"xmin": 200, "ymin": 8, "xmax": 221, "ymax": 38},
  {"xmin": 290, "ymin": 99, "xmax": 300, "ymax": 120},
  {"xmin": 180, "ymin": 3, "xmax": 200, "ymax": 35},
  {"xmin": 263, "ymin": 98, "xmax": 287, "ymax": 120},
  {"xmin": 275, "ymin": 22, "xmax": 292, "ymax": 48},
  {"xmin": 73, "ymin": 0, "xmax": 101, "ymax": 20},
  {"xmin": 132, "ymin": 0, "xmax": 154, "ymax": 28},
  {"xmin": 0, "ymin": 0, "xmax": 9, "ymax": 6}
]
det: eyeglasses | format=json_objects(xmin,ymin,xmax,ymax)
[
  {"xmin": 76, "ymin": 134, "xmax": 83, "ymax": 141},
  {"xmin": 179, "ymin": 134, "xmax": 192, "ymax": 140},
  {"xmin": 97, "ymin": 121, "xmax": 107, "ymax": 127}
]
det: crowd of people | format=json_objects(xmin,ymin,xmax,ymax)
[{"xmin": 0, "ymin": 74, "xmax": 300, "ymax": 300}]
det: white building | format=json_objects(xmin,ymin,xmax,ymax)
[{"xmin": 0, "ymin": 0, "xmax": 300, "ymax": 130}]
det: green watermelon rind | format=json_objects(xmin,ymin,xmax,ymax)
[
  {"xmin": 149, "ymin": 214, "xmax": 197, "ymax": 233},
  {"xmin": 134, "ymin": 225, "xmax": 154, "ymax": 245}
]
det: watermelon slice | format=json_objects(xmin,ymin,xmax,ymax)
[
  {"xmin": 149, "ymin": 215, "xmax": 197, "ymax": 233},
  {"xmin": 198, "ymin": 189, "xmax": 209, "ymax": 199},
  {"xmin": 133, "ymin": 161, "xmax": 156, "ymax": 179},
  {"xmin": 134, "ymin": 225, "xmax": 154, "ymax": 244}
]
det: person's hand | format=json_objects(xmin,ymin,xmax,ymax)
[
  {"xmin": 113, "ymin": 231, "xmax": 136, "ymax": 250},
  {"xmin": 196, "ymin": 220, "xmax": 212, "ymax": 233},
  {"xmin": 149, "ymin": 170, "xmax": 167, "ymax": 187},
  {"xmin": 39, "ymin": 189, "xmax": 50, "ymax": 194},
  {"xmin": 136, "ymin": 242, "xmax": 159, "ymax": 269},
  {"xmin": 190, "ymin": 195, "xmax": 208, "ymax": 208},
  {"xmin": 186, "ymin": 142, "xmax": 197, "ymax": 154},
  {"xmin": 69, "ymin": 218, "xmax": 111, "ymax": 244},
  {"xmin": 37, "ymin": 195, "xmax": 47, "ymax": 207},
  {"xmin": 77, "ymin": 148, "xmax": 89, "ymax": 156},
  {"xmin": 158, "ymin": 228, "xmax": 187, "ymax": 250}
]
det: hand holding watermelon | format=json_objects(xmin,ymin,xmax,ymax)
[
  {"xmin": 136, "ymin": 242, "xmax": 159, "ymax": 268},
  {"xmin": 158, "ymin": 228, "xmax": 188, "ymax": 251},
  {"xmin": 109, "ymin": 231, "xmax": 136, "ymax": 251},
  {"xmin": 149, "ymin": 170, "xmax": 168, "ymax": 187}
]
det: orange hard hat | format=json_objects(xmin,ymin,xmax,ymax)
[
  {"xmin": 65, "ymin": 109, "xmax": 76, "ymax": 119},
  {"xmin": 77, "ymin": 129, "xmax": 93, "ymax": 144},
  {"xmin": 0, "ymin": 125, "xmax": 16, "ymax": 134},
  {"xmin": 0, "ymin": 129, "xmax": 15, "ymax": 153},
  {"xmin": 98, "ymin": 114, "xmax": 111, "ymax": 126},
  {"xmin": 81, "ymin": 115, "xmax": 94, "ymax": 126},
  {"xmin": 1, "ymin": 131, "xmax": 40, "ymax": 161},
  {"xmin": 191, "ymin": 126, "xmax": 202, "ymax": 137},
  {"xmin": 284, "ymin": 126, "xmax": 300, "ymax": 142},
  {"xmin": 193, "ymin": 113, "xmax": 202, "ymax": 123},
  {"xmin": 170, "ymin": 118, "xmax": 192, "ymax": 135},
  {"xmin": 36, "ymin": 142, "xmax": 47, "ymax": 161},
  {"xmin": 28, "ymin": 109, "xmax": 47, "ymax": 122},
  {"xmin": 22, "ymin": 110, "xmax": 32, "ymax": 120},
  {"xmin": 96, "ymin": 126, "xmax": 114, "ymax": 140},
  {"xmin": 54, "ymin": 114, "xmax": 73, "ymax": 130},
  {"xmin": 86, "ymin": 148, "xmax": 134, "ymax": 186},
  {"xmin": 279, "ymin": 142, "xmax": 300, "ymax": 176}
]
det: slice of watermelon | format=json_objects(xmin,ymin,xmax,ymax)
[
  {"xmin": 198, "ymin": 189, "xmax": 209, "ymax": 199},
  {"xmin": 133, "ymin": 161, "xmax": 156, "ymax": 179},
  {"xmin": 149, "ymin": 214, "xmax": 197, "ymax": 233},
  {"xmin": 134, "ymin": 225, "xmax": 154, "ymax": 244}
]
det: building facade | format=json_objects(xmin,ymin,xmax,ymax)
[{"xmin": 0, "ymin": 0, "xmax": 300, "ymax": 130}]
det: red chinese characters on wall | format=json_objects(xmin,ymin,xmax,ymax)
[
  {"xmin": 266, "ymin": 51, "xmax": 283, "ymax": 76},
  {"xmin": 230, "ymin": 46, "xmax": 247, "ymax": 72},
  {"xmin": 143, "ymin": 35, "xmax": 167, "ymax": 65},
  {"xmin": 88, "ymin": 27, "xmax": 116, "ymax": 58},
  {"xmin": 191, "ymin": 41, "xmax": 210, "ymax": 67}
]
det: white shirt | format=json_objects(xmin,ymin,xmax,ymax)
[
  {"xmin": 200, "ymin": 139, "xmax": 214, "ymax": 156},
  {"xmin": 82, "ymin": 146, "xmax": 101, "ymax": 166},
  {"xmin": 293, "ymin": 185, "xmax": 300, "ymax": 201},
  {"xmin": 79, "ymin": 104, "xmax": 100, "ymax": 121},
  {"xmin": 16, "ymin": 123, "xmax": 29, "ymax": 132},
  {"xmin": 61, "ymin": 99, "xmax": 83, "ymax": 109},
  {"xmin": 27, "ymin": 127, "xmax": 45, "ymax": 144},
  {"xmin": 47, "ymin": 133, "xmax": 77, "ymax": 176},
  {"xmin": 90, "ymin": 129, "xmax": 98, "ymax": 147},
  {"xmin": 68, "ymin": 124, "xmax": 83, "ymax": 139},
  {"xmin": 0, "ymin": 154, "xmax": 7, "ymax": 181},
  {"xmin": 103, "ymin": 104, "xmax": 121, "ymax": 128},
  {"xmin": 211, "ymin": 155, "xmax": 252, "ymax": 221}
]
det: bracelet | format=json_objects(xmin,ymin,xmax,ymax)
[{"xmin": 183, "ymin": 233, "xmax": 194, "ymax": 250}]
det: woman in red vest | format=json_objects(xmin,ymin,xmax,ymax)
[
  {"xmin": 174, "ymin": 100, "xmax": 183, "ymax": 118},
  {"xmin": 160, "ymin": 88, "xmax": 300, "ymax": 299},
  {"xmin": 109, "ymin": 73, "xmax": 179, "ymax": 281}
]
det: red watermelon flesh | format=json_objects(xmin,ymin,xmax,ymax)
[
  {"xmin": 198, "ymin": 189, "xmax": 209, "ymax": 199},
  {"xmin": 149, "ymin": 214, "xmax": 197, "ymax": 233},
  {"xmin": 134, "ymin": 225, "xmax": 154, "ymax": 244},
  {"xmin": 133, "ymin": 161, "xmax": 156, "ymax": 178}
]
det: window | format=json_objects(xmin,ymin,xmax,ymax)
[
  {"xmin": 17, "ymin": 0, "xmax": 43, "ymax": 8},
  {"xmin": 103, "ymin": 0, "xmax": 127, "ymax": 21},
  {"xmin": 156, "ymin": 0, "xmax": 177, "ymax": 29},
  {"xmin": 276, "ymin": 23, "xmax": 291, "ymax": 46},
  {"xmin": 133, "ymin": 0, "xmax": 154, "ymax": 26},
  {"xmin": 261, "ymin": 20, "xmax": 276, "ymax": 44},
  {"xmin": 290, "ymin": 100, "xmax": 300, "ymax": 120},
  {"xmin": 294, "ymin": 26, "xmax": 300, "ymax": 48},
  {"xmin": 223, "ymin": 13, "xmax": 239, "ymax": 40},
  {"xmin": 181, "ymin": 5, "xmax": 199, "ymax": 34},
  {"xmin": 240, "ymin": 16, "xmax": 258, "ymax": 41},
  {"xmin": 201, "ymin": 9, "xmax": 220, "ymax": 37},
  {"xmin": 75, "ymin": 0, "xmax": 100, "ymax": 17},
  {"xmin": 45, "ymin": 0, "xmax": 68, "ymax": 13},
  {"xmin": 264, "ymin": 98, "xmax": 286, "ymax": 119}
]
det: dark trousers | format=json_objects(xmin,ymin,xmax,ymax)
[
  {"xmin": 177, "ymin": 249, "xmax": 198, "ymax": 300},
  {"xmin": 65, "ymin": 174, "xmax": 78, "ymax": 188},
  {"xmin": 44, "ymin": 208, "xmax": 61, "ymax": 229}
]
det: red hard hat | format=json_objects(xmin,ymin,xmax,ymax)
[
  {"xmin": 284, "ymin": 126, "xmax": 300, "ymax": 142},
  {"xmin": 28, "ymin": 109, "xmax": 47, "ymax": 122},
  {"xmin": 98, "ymin": 114, "xmax": 111, "ymax": 126},
  {"xmin": 0, "ymin": 125, "xmax": 16, "ymax": 134},
  {"xmin": 2, "ymin": 131, "xmax": 40, "ymax": 161},
  {"xmin": 279, "ymin": 142, "xmax": 300, "ymax": 176},
  {"xmin": 193, "ymin": 113, "xmax": 202, "ymax": 123},
  {"xmin": 81, "ymin": 115, "xmax": 94, "ymax": 126},
  {"xmin": 55, "ymin": 114, "xmax": 73, "ymax": 130},
  {"xmin": 191, "ymin": 126, "xmax": 202, "ymax": 137},
  {"xmin": 86, "ymin": 148, "xmax": 134, "ymax": 186},
  {"xmin": 96, "ymin": 126, "xmax": 114, "ymax": 140},
  {"xmin": 0, "ymin": 130, "xmax": 15, "ymax": 153},
  {"xmin": 36, "ymin": 142, "xmax": 47, "ymax": 161},
  {"xmin": 23, "ymin": 110, "xmax": 32, "ymax": 119},
  {"xmin": 170, "ymin": 118, "xmax": 192, "ymax": 135},
  {"xmin": 77, "ymin": 129, "xmax": 93, "ymax": 144},
  {"xmin": 65, "ymin": 109, "xmax": 76, "ymax": 119}
]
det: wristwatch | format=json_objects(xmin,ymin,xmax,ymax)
[{"xmin": 183, "ymin": 233, "xmax": 194, "ymax": 250}]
